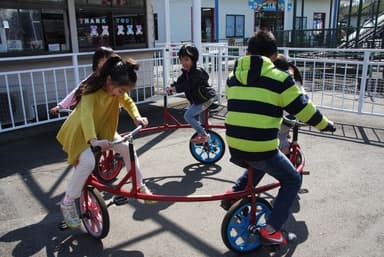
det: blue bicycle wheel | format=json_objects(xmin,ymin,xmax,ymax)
[
  {"xmin": 221, "ymin": 197, "xmax": 272, "ymax": 253},
  {"xmin": 189, "ymin": 130, "xmax": 225, "ymax": 164}
]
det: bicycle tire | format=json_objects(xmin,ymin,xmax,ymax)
[
  {"xmin": 221, "ymin": 197, "xmax": 272, "ymax": 253},
  {"xmin": 189, "ymin": 130, "xmax": 225, "ymax": 164},
  {"xmin": 94, "ymin": 150, "xmax": 123, "ymax": 182},
  {"xmin": 80, "ymin": 187, "xmax": 110, "ymax": 239}
]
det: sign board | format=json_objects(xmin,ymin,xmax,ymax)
[{"xmin": 249, "ymin": 0, "xmax": 285, "ymax": 12}]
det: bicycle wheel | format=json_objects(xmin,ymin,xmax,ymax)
[
  {"xmin": 80, "ymin": 187, "xmax": 110, "ymax": 239},
  {"xmin": 221, "ymin": 197, "xmax": 272, "ymax": 253},
  {"xmin": 189, "ymin": 130, "xmax": 225, "ymax": 164},
  {"xmin": 94, "ymin": 150, "xmax": 123, "ymax": 182}
]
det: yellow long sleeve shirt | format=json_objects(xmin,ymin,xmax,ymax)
[{"xmin": 56, "ymin": 88, "xmax": 140, "ymax": 164}]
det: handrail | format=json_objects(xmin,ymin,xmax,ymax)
[{"xmin": 0, "ymin": 47, "xmax": 165, "ymax": 62}]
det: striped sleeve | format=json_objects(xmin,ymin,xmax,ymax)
[{"xmin": 282, "ymin": 84, "xmax": 329, "ymax": 130}]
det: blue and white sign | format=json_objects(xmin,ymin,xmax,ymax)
[
  {"xmin": 248, "ymin": 0, "xmax": 257, "ymax": 10},
  {"xmin": 249, "ymin": 0, "xmax": 285, "ymax": 12}
]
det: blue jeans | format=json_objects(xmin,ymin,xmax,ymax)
[
  {"xmin": 232, "ymin": 151, "xmax": 301, "ymax": 230},
  {"xmin": 184, "ymin": 101, "xmax": 212, "ymax": 136}
]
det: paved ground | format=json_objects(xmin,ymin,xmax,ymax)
[{"xmin": 0, "ymin": 97, "xmax": 383, "ymax": 257}]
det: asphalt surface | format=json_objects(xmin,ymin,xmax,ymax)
[{"xmin": 0, "ymin": 97, "xmax": 384, "ymax": 257}]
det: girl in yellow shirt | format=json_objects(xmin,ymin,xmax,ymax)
[{"xmin": 57, "ymin": 56, "xmax": 154, "ymax": 228}]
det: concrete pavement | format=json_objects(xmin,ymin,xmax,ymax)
[{"xmin": 0, "ymin": 97, "xmax": 384, "ymax": 257}]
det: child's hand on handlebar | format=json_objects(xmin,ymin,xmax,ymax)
[
  {"xmin": 49, "ymin": 105, "xmax": 61, "ymax": 115},
  {"xmin": 166, "ymin": 86, "xmax": 175, "ymax": 95},
  {"xmin": 90, "ymin": 139, "xmax": 111, "ymax": 151},
  {"xmin": 135, "ymin": 116, "xmax": 148, "ymax": 128}
]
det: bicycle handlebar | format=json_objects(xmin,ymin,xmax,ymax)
[
  {"xmin": 58, "ymin": 108, "xmax": 73, "ymax": 114},
  {"xmin": 282, "ymin": 116, "xmax": 307, "ymax": 128},
  {"xmin": 111, "ymin": 125, "xmax": 143, "ymax": 145},
  {"xmin": 283, "ymin": 116, "xmax": 336, "ymax": 133}
]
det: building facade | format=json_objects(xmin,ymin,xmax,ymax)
[
  {"xmin": 0, "ymin": 0, "xmax": 155, "ymax": 59},
  {"xmin": 152, "ymin": 0, "xmax": 335, "ymax": 45}
]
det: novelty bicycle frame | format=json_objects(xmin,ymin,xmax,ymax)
[{"xmin": 78, "ymin": 98, "xmax": 306, "ymax": 253}]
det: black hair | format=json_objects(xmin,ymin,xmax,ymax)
[
  {"xmin": 247, "ymin": 30, "xmax": 278, "ymax": 57},
  {"xmin": 178, "ymin": 44, "xmax": 199, "ymax": 65},
  {"xmin": 75, "ymin": 56, "xmax": 139, "ymax": 102},
  {"xmin": 92, "ymin": 46, "xmax": 115, "ymax": 71},
  {"xmin": 273, "ymin": 53, "xmax": 290, "ymax": 71},
  {"xmin": 288, "ymin": 63, "xmax": 303, "ymax": 85},
  {"xmin": 273, "ymin": 53, "xmax": 303, "ymax": 84}
]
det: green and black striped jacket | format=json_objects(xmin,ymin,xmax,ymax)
[{"xmin": 225, "ymin": 55, "xmax": 329, "ymax": 161}]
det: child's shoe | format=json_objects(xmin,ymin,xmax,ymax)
[
  {"xmin": 259, "ymin": 227, "xmax": 290, "ymax": 246},
  {"xmin": 139, "ymin": 185, "xmax": 157, "ymax": 204},
  {"xmin": 191, "ymin": 134, "xmax": 210, "ymax": 144},
  {"xmin": 220, "ymin": 189, "xmax": 237, "ymax": 210},
  {"xmin": 60, "ymin": 202, "xmax": 81, "ymax": 228}
]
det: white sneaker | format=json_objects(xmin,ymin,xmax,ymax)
[{"xmin": 60, "ymin": 202, "xmax": 81, "ymax": 228}]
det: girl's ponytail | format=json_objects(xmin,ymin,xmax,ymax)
[
  {"xmin": 75, "ymin": 56, "xmax": 140, "ymax": 103},
  {"xmin": 80, "ymin": 56, "xmax": 123, "ymax": 97},
  {"xmin": 109, "ymin": 57, "xmax": 140, "ymax": 86}
]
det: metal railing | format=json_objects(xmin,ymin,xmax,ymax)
[{"xmin": 1, "ymin": 45, "xmax": 383, "ymax": 133}]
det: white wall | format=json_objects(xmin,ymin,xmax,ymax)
[
  {"xmin": 217, "ymin": 0, "xmax": 255, "ymax": 40},
  {"xmin": 152, "ymin": 0, "xmax": 193, "ymax": 43},
  {"xmin": 284, "ymin": 0, "xmax": 294, "ymax": 30},
  {"xmin": 304, "ymin": 0, "xmax": 332, "ymax": 30},
  {"xmin": 292, "ymin": 0, "xmax": 332, "ymax": 30},
  {"xmin": 146, "ymin": 0, "xmax": 155, "ymax": 47},
  {"xmin": 153, "ymin": 0, "xmax": 255, "ymax": 43},
  {"xmin": 153, "ymin": 0, "xmax": 336, "ymax": 43}
]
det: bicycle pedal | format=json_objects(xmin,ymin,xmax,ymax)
[
  {"xmin": 58, "ymin": 220, "xmax": 69, "ymax": 231},
  {"xmin": 112, "ymin": 196, "xmax": 130, "ymax": 206},
  {"xmin": 302, "ymin": 170, "xmax": 310, "ymax": 175}
]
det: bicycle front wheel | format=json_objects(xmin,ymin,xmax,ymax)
[
  {"xmin": 80, "ymin": 187, "xmax": 110, "ymax": 239},
  {"xmin": 94, "ymin": 150, "xmax": 123, "ymax": 183},
  {"xmin": 189, "ymin": 130, "xmax": 225, "ymax": 164},
  {"xmin": 221, "ymin": 197, "xmax": 272, "ymax": 253}
]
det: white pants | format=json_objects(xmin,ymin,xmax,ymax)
[{"xmin": 65, "ymin": 134, "xmax": 144, "ymax": 199}]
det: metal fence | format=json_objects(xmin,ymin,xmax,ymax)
[{"xmin": 1, "ymin": 46, "xmax": 383, "ymax": 133}]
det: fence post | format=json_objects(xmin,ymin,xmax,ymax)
[
  {"xmin": 72, "ymin": 54, "xmax": 80, "ymax": 87},
  {"xmin": 162, "ymin": 47, "xmax": 170, "ymax": 108},
  {"xmin": 67, "ymin": 0, "xmax": 80, "ymax": 86},
  {"xmin": 217, "ymin": 46, "xmax": 223, "ymax": 105},
  {"xmin": 358, "ymin": 50, "xmax": 370, "ymax": 113}
]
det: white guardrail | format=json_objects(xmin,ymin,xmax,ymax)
[{"xmin": 0, "ymin": 46, "xmax": 383, "ymax": 133}]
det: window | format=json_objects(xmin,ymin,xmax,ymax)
[
  {"xmin": 75, "ymin": 0, "xmax": 144, "ymax": 8},
  {"xmin": 77, "ymin": 10, "xmax": 112, "ymax": 49},
  {"xmin": 0, "ymin": 7, "xmax": 69, "ymax": 54},
  {"xmin": 226, "ymin": 15, "xmax": 244, "ymax": 38},
  {"xmin": 76, "ymin": 0, "xmax": 147, "ymax": 51},
  {"xmin": 313, "ymin": 12, "xmax": 325, "ymax": 30},
  {"xmin": 114, "ymin": 14, "xmax": 146, "ymax": 47}
]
